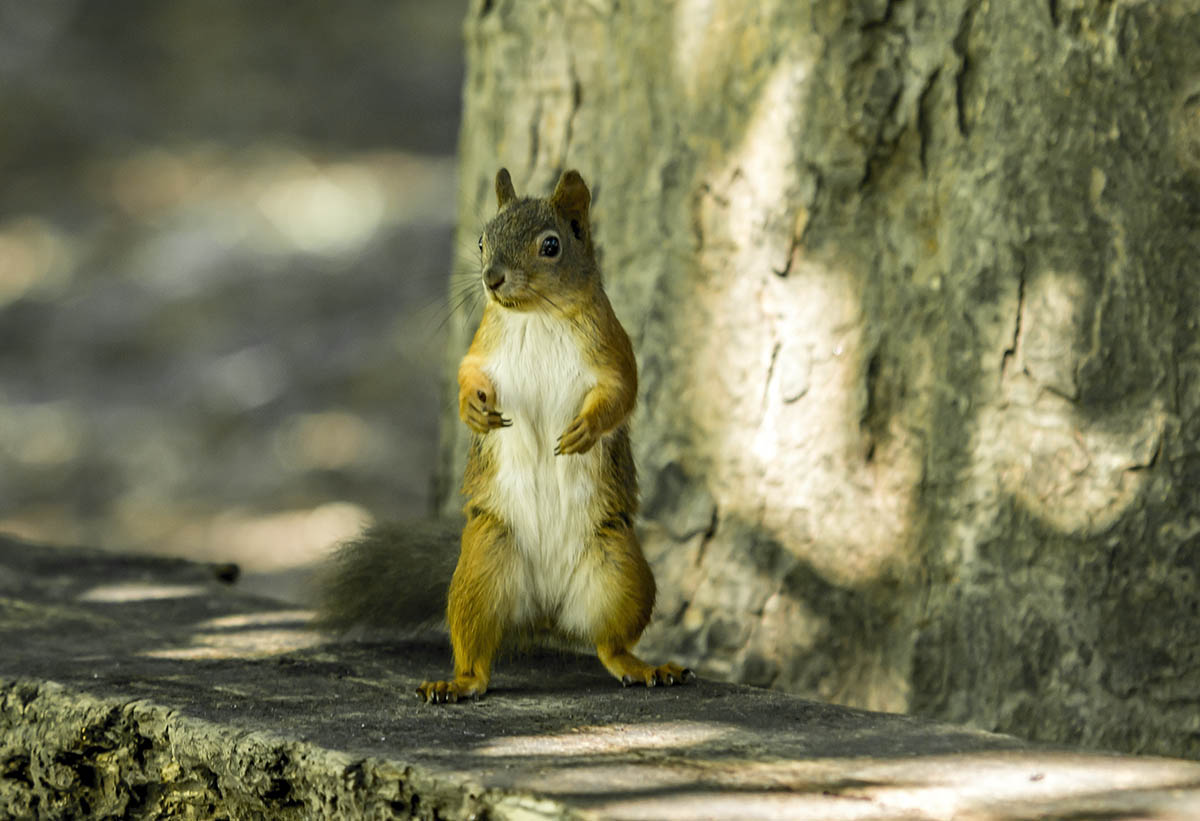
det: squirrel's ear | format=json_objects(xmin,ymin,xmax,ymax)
[
  {"xmin": 495, "ymin": 168, "xmax": 517, "ymax": 209},
  {"xmin": 550, "ymin": 170, "xmax": 590, "ymax": 239}
]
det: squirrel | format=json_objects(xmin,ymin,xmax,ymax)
[{"xmin": 319, "ymin": 168, "xmax": 694, "ymax": 703}]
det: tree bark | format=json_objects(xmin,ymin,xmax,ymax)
[{"xmin": 441, "ymin": 0, "xmax": 1200, "ymax": 758}]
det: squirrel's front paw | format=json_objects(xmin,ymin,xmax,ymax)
[
  {"xmin": 459, "ymin": 378, "xmax": 510, "ymax": 434},
  {"xmin": 556, "ymin": 414, "xmax": 599, "ymax": 455}
]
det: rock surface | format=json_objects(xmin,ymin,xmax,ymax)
[
  {"xmin": 444, "ymin": 0, "xmax": 1200, "ymax": 758},
  {"xmin": 5, "ymin": 534, "xmax": 1200, "ymax": 820}
]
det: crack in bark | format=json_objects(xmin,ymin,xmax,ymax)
[
  {"xmin": 860, "ymin": 348, "xmax": 884, "ymax": 463},
  {"xmin": 774, "ymin": 230, "xmax": 799, "ymax": 277},
  {"xmin": 1170, "ymin": 349, "xmax": 1183, "ymax": 419},
  {"xmin": 527, "ymin": 98, "xmax": 542, "ymax": 171},
  {"xmin": 859, "ymin": 80, "xmax": 905, "ymax": 189},
  {"xmin": 1126, "ymin": 432, "xmax": 1163, "ymax": 473},
  {"xmin": 798, "ymin": 164, "xmax": 822, "ymax": 249},
  {"xmin": 762, "ymin": 342, "xmax": 782, "ymax": 412},
  {"xmin": 694, "ymin": 506, "xmax": 719, "ymax": 569},
  {"xmin": 1000, "ymin": 261, "xmax": 1027, "ymax": 382},
  {"xmin": 1037, "ymin": 382, "xmax": 1080, "ymax": 404},
  {"xmin": 562, "ymin": 70, "xmax": 582, "ymax": 164},
  {"xmin": 850, "ymin": 0, "xmax": 909, "ymax": 189},
  {"xmin": 917, "ymin": 67, "xmax": 941, "ymax": 175},
  {"xmin": 951, "ymin": 0, "xmax": 979, "ymax": 139},
  {"xmin": 862, "ymin": 0, "xmax": 902, "ymax": 31}
]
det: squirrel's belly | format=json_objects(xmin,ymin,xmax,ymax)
[{"xmin": 482, "ymin": 312, "xmax": 602, "ymax": 622}]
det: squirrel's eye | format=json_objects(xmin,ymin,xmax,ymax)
[
  {"xmin": 478, "ymin": 235, "xmax": 483, "ymax": 252},
  {"xmin": 539, "ymin": 235, "xmax": 560, "ymax": 258}
]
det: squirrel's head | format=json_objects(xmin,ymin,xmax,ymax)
[{"xmin": 478, "ymin": 168, "xmax": 598, "ymax": 312}]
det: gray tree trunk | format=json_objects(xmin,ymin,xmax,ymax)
[{"xmin": 439, "ymin": 0, "xmax": 1200, "ymax": 758}]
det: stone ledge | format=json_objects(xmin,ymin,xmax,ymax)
[{"xmin": 2, "ymin": 533, "xmax": 1199, "ymax": 820}]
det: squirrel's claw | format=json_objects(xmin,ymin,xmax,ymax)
[
  {"xmin": 463, "ymin": 402, "xmax": 510, "ymax": 434},
  {"xmin": 616, "ymin": 663, "xmax": 696, "ymax": 690},
  {"xmin": 459, "ymin": 374, "xmax": 505, "ymax": 433},
  {"xmin": 417, "ymin": 677, "xmax": 486, "ymax": 704},
  {"xmin": 556, "ymin": 415, "xmax": 599, "ymax": 455}
]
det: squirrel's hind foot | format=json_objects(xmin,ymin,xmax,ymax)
[
  {"xmin": 621, "ymin": 662, "xmax": 697, "ymax": 688},
  {"xmin": 598, "ymin": 645, "xmax": 696, "ymax": 689},
  {"xmin": 416, "ymin": 677, "xmax": 487, "ymax": 704}
]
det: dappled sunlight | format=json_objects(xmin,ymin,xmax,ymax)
[
  {"xmin": 685, "ymin": 56, "xmax": 923, "ymax": 590},
  {"xmin": 539, "ymin": 749, "xmax": 1200, "ymax": 821},
  {"xmin": 78, "ymin": 582, "xmax": 209, "ymax": 604},
  {"xmin": 141, "ymin": 608, "xmax": 321, "ymax": 661},
  {"xmin": 672, "ymin": 0, "xmax": 720, "ymax": 101},
  {"xmin": 272, "ymin": 411, "xmax": 375, "ymax": 472},
  {"xmin": 840, "ymin": 750, "xmax": 1200, "ymax": 818},
  {"xmin": 979, "ymin": 269, "xmax": 1165, "ymax": 535},
  {"xmin": 0, "ymin": 401, "xmax": 87, "ymax": 468},
  {"xmin": 197, "ymin": 344, "xmax": 289, "ymax": 412},
  {"xmin": 672, "ymin": 0, "xmax": 818, "ymax": 112},
  {"xmin": 198, "ymin": 502, "xmax": 370, "ymax": 570},
  {"xmin": 671, "ymin": 55, "xmax": 925, "ymax": 713},
  {"xmin": 476, "ymin": 721, "xmax": 727, "ymax": 758},
  {"xmin": 97, "ymin": 145, "xmax": 456, "ymax": 260},
  {"xmin": 141, "ymin": 627, "xmax": 322, "ymax": 661},
  {"xmin": 2, "ymin": 470, "xmax": 374, "ymax": 572},
  {"xmin": 749, "ymin": 267, "xmax": 924, "ymax": 587},
  {"xmin": 0, "ymin": 217, "xmax": 76, "ymax": 307},
  {"xmin": 108, "ymin": 501, "xmax": 371, "ymax": 572},
  {"xmin": 254, "ymin": 161, "xmax": 387, "ymax": 255},
  {"xmin": 0, "ymin": 504, "xmax": 89, "ymax": 549},
  {"xmin": 198, "ymin": 609, "xmax": 316, "ymax": 630}
]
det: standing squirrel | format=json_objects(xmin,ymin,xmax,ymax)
[{"xmin": 319, "ymin": 168, "xmax": 694, "ymax": 703}]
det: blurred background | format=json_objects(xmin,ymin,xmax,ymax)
[{"xmin": 0, "ymin": 1, "xmax": 469, "ymax": 594}]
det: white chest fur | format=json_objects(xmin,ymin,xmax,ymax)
[{"xmin": 482, "ymin": 310, "xmax": 605, "ymax": 627}]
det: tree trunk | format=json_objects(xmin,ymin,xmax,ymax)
[{"xmin": 440, "ymin": 0, "xmax": 1200, "ymax": 758}]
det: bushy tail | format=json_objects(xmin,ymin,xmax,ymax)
[{"xmin": 315, "ymin": 518, "xmax": 461, "ymax": 631}]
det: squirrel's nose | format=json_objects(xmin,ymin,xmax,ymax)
[{"xmin": 484, "ymin": 265, "xmax": 506, "ymax": 290}]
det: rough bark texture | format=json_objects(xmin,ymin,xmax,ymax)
[{"xmin": 440, "ymin": 0, "xmax": 1200, "ymax": 758}]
